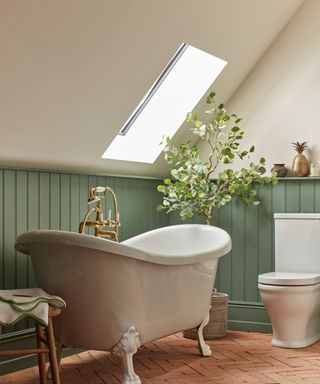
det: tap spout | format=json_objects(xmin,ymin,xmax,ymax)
[{"xmin": 79, "ymin": 187, "xmax": 120, "ymax": 241}]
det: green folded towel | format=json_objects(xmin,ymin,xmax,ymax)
[{"xmin": 0, "ymin": 288, "xmax": 66, "ymax": 327}]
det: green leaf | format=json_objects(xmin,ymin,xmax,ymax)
[
  {"xmin": 157, "ymin": 89, "xmax": 273, "ymax": 224},
  {"xmin": 240, "ymin": 151, "xmax": 248, "ymax": 158},
  {"xmin": 259, "ymin": 157, "xmax": 266, "ymax": 164},
  {"xmin": 221, "ymin": 147, "xmax": 231, "ymax": 155},
  {"xmin": 195, "ymin": 120, "xmax": 203, "ymax": 128},
  {"xmin": 156, "ymin": 204, "xmax": 164, "ymax": 212}
]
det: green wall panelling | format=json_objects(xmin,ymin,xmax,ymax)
[
  {"xmin": 70, "ymin": 174, "xmax": 80, "ymax": 232},
  {"xmin": 2, "ymin": 173, "xmax": 320, "ymax": 374},
  {"xmin": 0, "ymin": 170, "xmax": 2, "ymax": 292},
  {"xmin": 0, "ymin": 168, "xmax": 165, "ymax": 373},
  {"xmin": 315, "ymin": 181, "xmax": 320, "ymax": 211},
  {"xmin": 50, "ymin": 173, "xmax": 61, "ymax": 229},
  {"xmin": 27, "ymin": 172, "xmax": 39, "ymax": 289},
  {"xmin": 257, "ymin": 184, "xmax": 273, "ymax": 278},
  {"xmin": 162, "ymin": 178, "xmax": 320, "ymax": 332},
  {"xmin": 60, "ymin": 174, "xmax": 71, "ymax": 231},
  {"xmin": 216, "ymin": 178, "xmax": 320, "ymax": 332},
  {"xmin": 300, "ymin": 181, "xmax": 315, "ymax": 212},
  {"xmin": 285, "ymin": 180, "xmax": 300, "ymax": 212},
  {"xmin": 4, "ymin": 170, "xmax": 15, "ymax": 291},
  {"xmin": 39, "ymin": 173, "xmax": 50, "ymax": 229},
  {"xmin": 244, "ymin": 204, "xmax": 259, "ymax": 302},
  {"xmin": 16, "ymin": 171, "xmax": 28, "ymax": 332},
  {"xmin": 231, "ymin": 200, "xmax": 245, "ymax": 301},
  {"xmin": 215, "ymin": 203, "xmax": 232, "ymax": 295}
]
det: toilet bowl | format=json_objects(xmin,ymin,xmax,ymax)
[
  {"xmin": 258, "ymin": 213, "xmax": 320, "ymax": 348},
  {"xmin": 258, "ymin": 272, "xmax": 320, "ymax": 348}
]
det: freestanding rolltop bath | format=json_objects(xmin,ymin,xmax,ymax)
[{"xmin": 15, "ymin": 224, "xmax": 231, "ymax": 384}]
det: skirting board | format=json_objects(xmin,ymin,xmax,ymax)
[{"xmin": 228, "ymin": 300, "xmax": 272, "ymax": 333}]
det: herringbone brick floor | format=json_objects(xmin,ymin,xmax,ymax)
[{"xmin": 3, "ymin": 331, "xmax": 320, "ymax": 383}]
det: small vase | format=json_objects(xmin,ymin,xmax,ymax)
[
  {"xmin": 310, "ymin": 161, "xmax": 320, "ymax": 177},
  {"xmin": 271, "ymin": 164, "xmax": 287, "ymax": 177},
  {"xmin": 292, "ymin": 154, "xmax": 309, "ymax": 176}
]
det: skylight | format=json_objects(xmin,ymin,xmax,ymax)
[{"xmin": 102, "ymin": 43, "xmax": 227, "ymax": 164}]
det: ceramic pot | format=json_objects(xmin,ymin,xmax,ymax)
[
  {"xmin": 292, "ymin": 154, "xmax": 309, "ymax": 176},
  {"xmin": 271, "ymin": 164, "xmax": 287, "ymax": 177},
  {"xmin": 310, "ymin": 162, "xmax": 320, "ymax": 177}
]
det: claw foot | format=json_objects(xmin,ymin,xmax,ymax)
[
  {"xmin": 113, "ymin": 326, "xmax": 141, "ymax": 384},
  {"xmin": 197, "ymin": 308, "xmax": 212, "ymax": 357}
]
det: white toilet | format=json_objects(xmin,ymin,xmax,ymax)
[{"xmin": 258, "ymin": 213, "xmax": 320, "ymax": 348}]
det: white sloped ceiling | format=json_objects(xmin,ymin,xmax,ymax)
[{"xmin": 0, "ymin": 0, "xmax": 304, "ymax": 177}]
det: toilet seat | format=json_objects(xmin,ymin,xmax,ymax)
[{"xmin": 258, "ymin": 272, "xmax": 320, "ymax": 286}]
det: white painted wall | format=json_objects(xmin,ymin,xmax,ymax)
[
  {"xmin": 0, "ymin": 0, "xmax": 303, "ymax": 177},
  {"xmin": 201, "ymin": 0, "xmax": 319, "ymax": 176}
]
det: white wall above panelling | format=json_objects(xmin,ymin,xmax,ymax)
[
  {"xmin": 201, "ymin": 0, "xmax": 320, "ymax": 177},
  {"xmin": 0, "ymin": 0, "xmax": 303, "ymax": 177}
]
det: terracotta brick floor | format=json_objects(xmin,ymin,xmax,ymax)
[{"xmin": 3, "ymin": 331, "xmax": 320, "ymax": 383}]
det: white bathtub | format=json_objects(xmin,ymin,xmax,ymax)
[{"xmin": 15, "ymin": 224, "xmax": 231, "ymax": 384}]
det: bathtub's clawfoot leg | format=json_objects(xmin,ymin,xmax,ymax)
[
  {"xmin": 113, "ymin": 326, "xmax": 142, "ymax": 384},
  {"xmin": 197, "ymin": 309, "xmax": 212, "ymax": 357}
]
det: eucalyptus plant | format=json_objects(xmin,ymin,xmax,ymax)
[{"xmin": 157, "ymin": 91, "xmax": 277, "ymax": 225}]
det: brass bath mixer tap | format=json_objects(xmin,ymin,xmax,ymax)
[{"xmin": 79, "ymin": 186, "xmax": 120, "ymax": 241}]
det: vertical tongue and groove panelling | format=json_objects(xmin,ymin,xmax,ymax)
[
  {"xmin": 1, "ymin": 170, "xmax": 320, "ymax": 336},
  {"xmin": 0, "ymin": 168, "xmax": 167, "ymax": 339},
  {"xmin": 169, "ymin": 178, "xmax": 320, "ymax": 332}
]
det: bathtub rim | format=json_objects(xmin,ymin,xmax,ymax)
[{"xmin": 15, "ymin": 224, "xmax": 231, "ymax": 266}]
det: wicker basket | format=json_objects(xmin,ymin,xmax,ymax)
[{"xmin": 183, "ymin": 291, "xmax": 228, "ymax": 340}]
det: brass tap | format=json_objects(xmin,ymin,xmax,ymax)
[{"xmin": 79, "ymin": 187, "xmax": 120, "ymax": 241}]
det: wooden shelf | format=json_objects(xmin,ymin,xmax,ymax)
[{"xmin": 277, "ymin": 176, "xmax": 320, "ymax": 180}]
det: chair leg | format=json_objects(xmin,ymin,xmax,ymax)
[
  {"xmin": 45, "ymin": 317, "xmax": 60, "ymax": 384},
  {"xmin": 36, "ymin": 323, "xmax": 47, "ymax": 384},
  {"xmin": 47, "ymin": 339, "xmax": 62, "ymax": 380}
]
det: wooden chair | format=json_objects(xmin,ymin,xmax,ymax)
[{"xmin": 0, "ymin": 305, "xmax": 61, "ymax": 384}]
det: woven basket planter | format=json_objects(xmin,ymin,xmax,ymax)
[{"xmin": 183, "ymin": 291, "xmax": 228, "ymax": 340}]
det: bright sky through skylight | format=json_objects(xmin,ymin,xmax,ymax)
[{"xmin": 102, "ymin": 44, "xmax": 227, "ymax": 163}]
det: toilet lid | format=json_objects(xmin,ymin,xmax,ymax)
[{"xmin": 258, "ymin": 272, "xmax": 320, "ymax": 286}]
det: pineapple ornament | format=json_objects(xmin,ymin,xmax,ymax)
[{"xmin": 292, "ymin": 142, "xmax": 309, "ymax": 176}]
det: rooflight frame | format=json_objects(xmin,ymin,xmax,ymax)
[
  {"xmin": 102, "ymin": 43, "xmax": 227, "ymax": 164},
  {"xmin": 119, "ymin": 43, "xmax": 188, "ymax": 136}
]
